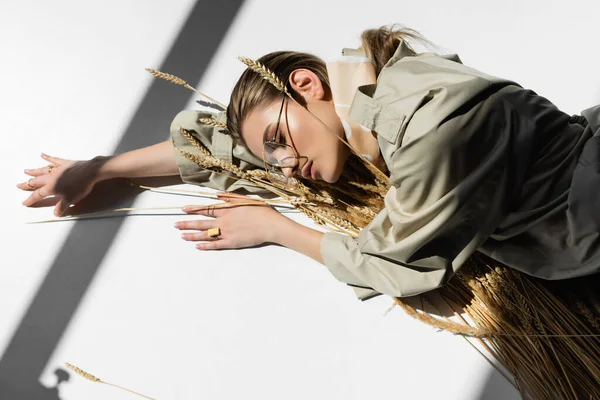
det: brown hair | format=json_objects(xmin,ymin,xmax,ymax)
[
  {"xmin": 226, "ymin": 24, "xmax": 435, "ymax": 144},
  {"xmin": 360, "ymin": 24, "xmax": 436, "ymax": 76}
]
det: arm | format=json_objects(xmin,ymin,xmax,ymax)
[
  {"xmin": 97, "ymin": 139, "xmax": 180, "ymax": 180},
  {"xmin": 272, "ymin": 217, "xmax": 325, "ymax": 264},
  {"xmin": 19, "ymin": 139, "xmax": 179, "ymax": 215}
]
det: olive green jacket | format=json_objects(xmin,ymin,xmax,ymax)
[
  {"xmin": 171, "ymin": 41, "xmax": 596, "ymax": 301},
  {"xmin": 320, "ymin": 42, "xmax": 521, "ymax": 300}
]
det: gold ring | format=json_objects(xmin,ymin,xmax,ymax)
[
  {"xmin": 207, "ymin": 227, "xmax": 221, "ymax": 238},
  {"xmin": 27, "ymin": 178, "xmax": 34, "ymax": 189},
  {"xmin": 48, "ymin": 165, "xmax": 56, "ymax": 174}
]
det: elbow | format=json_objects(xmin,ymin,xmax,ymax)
[{"xmin": 356, "ymin": 257, "xmax": 451, "ymax": 298}]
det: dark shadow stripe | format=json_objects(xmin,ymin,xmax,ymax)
[{"xmin": 0, "ymin": 1, "xmax": 244, "ymax": 398}]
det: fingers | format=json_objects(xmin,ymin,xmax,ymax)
[
  {"xmin": 23, "ymin": 165, "xmax": 57, "ymax": 177},
  {"xmin": 175, "ymin": 214, "xmax": 230, "ymax": 250},
  {"xmin": 22, "ymin": 187, "xmax": 50, "ymax": 207},
  {"xmin": 23, "ymin": 196, "xmax": 60, "ymax": 208},
  {"xmin": 176, "ymin": 219, "xmax": 223, "ymax": 245},
  {"xmin": 16, "ymin": 178, "xmax": 35, "ymax": 191},
  {"xmin": 180, "ymin": 231, "xmax": 219, "ymax": 242},
  {"xmin": 182, "ymin": 205, "xmax": 223, "ymax": 217},
  {"xmin": 22, "ymin": 153, "xmax": 63, "ymax": 176},
  {"xmin": 41, "ymin": 153, "xmax": 65, "ymax": 165},
  {"xmin": 174, "ymin": 219, "xmax": 216, "ymax": 231},
  {"xmin": 17, "ymin": 175, "xmax": 50, "ymax": 191},
  {"xmin": 195, "ymin": 241, "xmax": 229, "ymax": 250},
  {"xmin": 54, "ymin": 199, "xmax": 72, "ymax": 217}
]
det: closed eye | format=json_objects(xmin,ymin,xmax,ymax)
[
  {"xmin": 273, "ymin": 129, "xmax": 287, "ymax": 145},
  {"xmin": 278, "ymin": 130, "xmax": 287, "ymax": 145}
]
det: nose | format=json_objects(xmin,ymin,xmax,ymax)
[{"xmin": 281, "ymin": 166, "xmax": 296, "ymax": 179}]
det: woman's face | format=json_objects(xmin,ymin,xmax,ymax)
[
  {"xmin": 241, "ymin": 71, "xmax": 350, "ymax": 183},
  {"xmin": 242, "ymin": 98, "xmax": 350, "ymax": 183}
]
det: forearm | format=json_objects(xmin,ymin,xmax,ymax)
[
  {"xmin": 273, "ymin": 216, "xmax": 325, "ymax": 264},
  {"xmin": 97, "ymin": 140, "xmax": 180, "ymax": 180}
]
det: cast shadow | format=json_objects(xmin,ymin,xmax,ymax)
[
  {"xmin": 0, "ymin": 1, "xmax": 246, "ymax": 399},
  {"xmin": 475, "ymin": 366, "xmax": 521, "ymax": 400}
]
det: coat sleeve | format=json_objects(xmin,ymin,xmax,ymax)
[
  {"xmin": 321, "ymin": 85, "xmax": 533, "ymax": 300},
  {"xmin": 170, "ymin": 109, "xmax": 273, "ymax": 195}
]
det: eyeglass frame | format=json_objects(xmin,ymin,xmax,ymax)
[{"xmin": 261, "ymin": 95, "xmax": 308, "ymax": 178}]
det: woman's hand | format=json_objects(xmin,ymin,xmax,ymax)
[
  {"xmin": 17, "ymin": 153, "xmax": 110, "ymax": 217},
  {"xmin": 175, "ymin": 193, "xmax": 287, "ymax": 250}
]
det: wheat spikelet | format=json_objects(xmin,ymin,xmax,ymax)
[
  {"xmin": 393, "ymin": 297, "xmax": 489, "ymax": 337},
  {"xmin": 577, "ymin": 301, "xmax": 600, "ymax": 331},
  {"xmin": 179, "ymin": 127, "xmax": 211, "ymax": 157},
  {"xmin": 198, "ymin": 117, "xmax": 227, "ymax": 130},
  {"xmin": 296, "ymin": 204, "xmax": 325, "ymax": 226},
  {"xmin": 513, "ymin": 284, "xmax": 535, "ymax": 335},
  {"xmin": 308, "ymin": 204, "xmax": 359, "ymax": 233},
  {"xmin": 66, "ymin": 363, "xmax": 102, "ymax": 382},
  {"xmin": 290, "ymin": 196, "xmax": 310, "ymax": 206},
  {"xmin": 178, "ymin": 129, "xmax": 311, "ymax": 207},
  {"xmin": 177, "ymin": 131, "xmax": 310, "ymax": 200},
  {"xmin": 468, "ymin": 277, "xmax": 507, "ymax": 328},
  {"xmin": 588, "ymin": 288, "xmax": 600, "ymax": 316},
  {"xmin": 145, "ymin": 68, "xmax": 192, "ymax": 89},
  {"xmin": 179, "ymin": 149, "xmax": 247, "ymax": 180},
  {"xmin": 237, "ymin": 56, "xmax": 290, "ymax": 95},
  {"xmin": 247, "ymin": 169, "xmax": 270, "ymax": 180},
  {"xmin": 295, "ymin": 182, "xmax": 334, "ymax": 204},
  {"xmin": 66, "ymin": 362, "xmax": 156, "ymax": 399},
  {"xmin": 145, "ymin": 68, "xmax": 226, "ymax": 109}
]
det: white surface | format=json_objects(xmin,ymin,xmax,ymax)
[{"xmin": 2, "ymin": 0, "xmax": 599, "ymax": 399}]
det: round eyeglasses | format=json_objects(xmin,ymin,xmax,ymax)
[{"xmin": 262, "ymin": 96, "xmax": 308, "ymax": 190}]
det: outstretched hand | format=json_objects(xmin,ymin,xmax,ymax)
[
  {"xmin": 17, "ymin": 153, "xmax": 108, "ymax": 217},
  {"xmin": 175, "ymin": 192, "xmax": 286, "ymax": 250}
]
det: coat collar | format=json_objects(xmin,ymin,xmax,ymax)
[
  {"xmin": 347, "ymin": 40, "xmax": 415, "ymax": 147},
  {"xmin": 349, "ymin": 85, "xmax": 405, "ymax": 146}
]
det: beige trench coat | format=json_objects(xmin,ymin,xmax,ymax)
[{"xmin": 171, "ymin": 41, "xmax": 598, "ymax": 301}]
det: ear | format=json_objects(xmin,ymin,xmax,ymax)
[{"xmin": 288, "ymin": 69, "xmax": 326, "ymax": 101}]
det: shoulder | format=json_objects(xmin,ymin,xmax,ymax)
[
  {"xmin": 170, "ymin": 109, "xmax": 223, "ymax": 130},
  {"xmin": 378, "ymin": 41, "xmax": 517, "ymax": 97}
]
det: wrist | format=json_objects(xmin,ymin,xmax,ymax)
[
  {"xmin": 269, "ymin": 213, "xmax": 325, "ymax": 264},
  {"xmin": 268, "ymin": 212, "xmax": 293, "ymax": 245},
  {"xmin": 90, "ymin": 155, "xmax": 116, "ymax": 182}
]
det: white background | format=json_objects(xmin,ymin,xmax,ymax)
[{"xmin": 2, "ymin": 0, "xmax": 599, "ymax": 399}]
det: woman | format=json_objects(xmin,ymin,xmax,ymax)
[{"xmin": 17, "ymin": 26, "xmax": 600, "ymax": 301}]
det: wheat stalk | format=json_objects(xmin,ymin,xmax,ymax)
[
  {"xmin": 198, "ymin": 117, "xmax": 227, "ymax": 130},
  {"xmin": 65, "ymin": 363, "xmax": 155, "ymax": 400},
  {"xmin": 177, "ymin": 127, "xmax": 357, "ymax": 236},
  {"xmin": 237, "ymin": 56, "xmax": 290, "ymax": 95},
  {"xmin": 145, "ymin": 68, "xmax": 226, "ymax": 109},
  {"xmin": 66, "ymin": 363, "xmax": 101, "ymax": 382}
]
